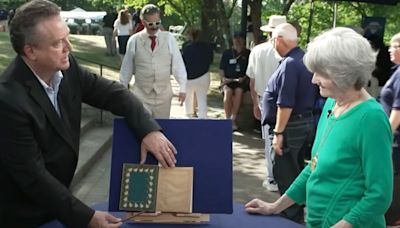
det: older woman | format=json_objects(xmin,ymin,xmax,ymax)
[
  {"xmin": 245, "ymin": 27, "xmax": 393, "ymax": 227},
  {"xmin": 379, "ymin": 32, "xmax": 400, "ymax": 226}
]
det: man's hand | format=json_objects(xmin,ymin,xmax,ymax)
[
  {"xmin": 89, "ymin": 211, "xmax": 122, "ymax": 228},
  {"xmin": 253, "ymin": 105, "xmax": 261, "ymax": 120},
  {"xmin": 178, "ymin": 92, "xmax": 186, "ymax": 106},
  {"xmin": 222, "ymin": 77, "xmax": 230, "ymax": 84},
  {"xmin": 140, "ymin": 131, "xmax": 177, "ymax": 167},
  {"xmin": 245, "ymin": 198, "xmax": 277, "ymax": 215},
  {"xmin": 272, "ymin": 134, "xmax": 284, "ymax": 156}
]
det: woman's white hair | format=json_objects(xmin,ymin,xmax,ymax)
[{"xmin": 304, "ymin": 27, "xmax": 376, "ymax": 91}]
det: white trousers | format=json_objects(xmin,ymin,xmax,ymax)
[
  {"xmin": 260, "ymin": 98, "xmax": 274, "ymax": 181},
  {"xmin": 132, "ymin": 86, "xmax": 173, "ymax": 118},
  {"xmin": 184, "ymin": 72, "xmax": 210, "ymax": 118}
]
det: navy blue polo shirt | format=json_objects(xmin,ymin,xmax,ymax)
[
  {"xmin": 262, "ymin": 47, "xmax": 319, "ymax": 125},
  {"xmin": 219, "ymin": 48, "xmax": 250, "ymax": 79},
  {"xmin": 380, "ymin": 65, "xmax": 400, "ymax": 140},
  {"xmin": 182, "ymin": 41, "xmax": 214, "ymax": 80}
]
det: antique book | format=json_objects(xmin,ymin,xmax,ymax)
[{"xmin": 119, "ymin": 163, "xmax": 193, "ymax": 213}]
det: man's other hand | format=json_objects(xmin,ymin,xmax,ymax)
[
  {"xmin": 140, "ymin": 131, "xmax": 177, "ymax": 167},
  {"xmin": 89, "ymin": 211, "xmax": 122, "ymax": 228}
]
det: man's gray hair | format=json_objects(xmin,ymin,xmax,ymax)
[
  {"xmin": 10, "ymin": 0, "xmax": 60, "ymax": 55},
  {"xmin": 304, "ymin": 27, "xmax": 376, "ymax": 91},
  {"xmin": 391, "ymin": 32, "xmax": 400, "ymax": 44},
  {"xmin": 272, "ymin": 23, "xmax": 298, "ymax": 41},
  {"xmin": 140, "ymin": 4, "xmax": 160, "ymax": 19}
]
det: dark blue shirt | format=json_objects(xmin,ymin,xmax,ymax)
[
  {"xmin": 262, "ymin": 47, "xmax": 319, "ymax": 125},
  {"xmin": 182, "ymin": 41, "xmax": 214, "ymax": 80},
  {"xmin": 102, "ymin": 12, "xmax": 117, "ymax": 29},
  {"xmin": 380, "ymin": 65, "xmax": 400, "ymax": 139},
  {"xmin": 219, "ymin": 48, "xmax": 250, "ymax": 79},
  {"xmin": 0, "ymin": 9, "xmax": 7, "ymax": 20}
]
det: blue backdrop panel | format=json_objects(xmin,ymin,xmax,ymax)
[{"xmin": 109, "ymin": 118, "xmax": 233, "ymax": 213}]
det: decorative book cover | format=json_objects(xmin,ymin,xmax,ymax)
[
  {"xmin": 119, "ymin": 164, "xmax": 159, "ymax": 212},
  {"xmin": 119, "ymin": 163, "xmax": 193, "ymax": 213}
]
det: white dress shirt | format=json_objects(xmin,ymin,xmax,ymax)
[
  {"xmin": 23, "ymin": 57, "xmax": 63, "ymax": 117},
  {"xmin": 246, "ymin": 41, "xmax": 281, "ymax": 96}
]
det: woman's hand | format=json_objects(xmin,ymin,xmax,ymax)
[
  {"xmin": 331, "ymin": 219, "xmax": 353, "ymax": 228},
  {"xmin": 244, "ymin": 198, "xmax": 277, "ymax": 215}
]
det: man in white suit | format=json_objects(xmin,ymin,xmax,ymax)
[{"xmin": 120, "ymin": 4, "xmax": 187, "ymax": 118}]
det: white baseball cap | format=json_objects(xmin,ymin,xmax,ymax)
[{"xmin": 260, "ymin": 15, "xmax": 287, "ymax": 32}]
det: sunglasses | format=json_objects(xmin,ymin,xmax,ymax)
[{"xmin": 144, "ymin": 20, "xmax": 161, "ymax": 27}]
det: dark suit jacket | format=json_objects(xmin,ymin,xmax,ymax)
[{"xmin": 0, "ymin": 55, "xmax": 160, "ymax": 227}]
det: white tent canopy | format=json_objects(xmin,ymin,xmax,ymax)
[{"xmin": 60, "ymin": 7, "xmax": 106, "ymax": 21}]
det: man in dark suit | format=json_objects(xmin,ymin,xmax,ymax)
[{"xmin": 0, "ymin": 1, "xmax": 178, "ymax": 227}]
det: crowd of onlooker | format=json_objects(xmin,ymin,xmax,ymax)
[{"xmin": 0, "ymin": 6, "xmax": 15, "ymax": 32}]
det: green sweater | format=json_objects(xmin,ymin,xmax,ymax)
[{"xmin": 286, "ymin": 98, "xmax": 393, "ymax": 228}]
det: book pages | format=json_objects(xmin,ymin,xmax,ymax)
[{"xmin": 156, "ymin": 167, "xmax": 193, "ymax": 213}]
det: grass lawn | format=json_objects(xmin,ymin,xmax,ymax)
[
  {"xmin": 0, "ymin": 33, "xmax": 121, "ymax": 78},
  {"xmin": 0, "ymin": 32, "xmax": 16, "ymax": 72}
]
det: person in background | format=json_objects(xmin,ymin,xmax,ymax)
[
  {"xmin": 119, "ymin": 4, "xmax": 187, "ymax": 118},
  {"xmin": 0, "ymin": 5, "xmax": 7, "ymax": 32},
  {"xmin": 246, "ymin": 15, "xmax": 254, "ymax": 49},
  {"xmin": 113, "ymin": 9, "xmax": 133, "ymax": 60},
  {"xmin": 102, "ymin": 7, "xmax": 117, "ymax": 56},
  {"xmin": 367, "ymin": 34, "xmax": 393, "ymax": 97},
  {"xmin": 182, "ymin": 28, "xmax": 214, "ymax": 118},
  {"xmin": 246, "ymin": 27, "xmax": 393, "ymax": 228},
  {"xmin": 131, "ymin": 7, "xmax": 141, "ymax": 30},
  {"xmin": 0, "ymin": 1, "xmax": 178, "ymax": 227},
  {"xmin": 7, "ymin": 9, "xmax": 15, "ymax": 26},
  {"xmin": 246, "ymin": 15, "xmax": 286, "ymax": 192},
  {"xmin": 219, "ymin": 32, "xmax": 251, "ymax": 131},
  {"xmin": 261, "ymin": 23, "xmax": 318, "ymax": 223},
  {"xmin": 379, "ymin": 32, "xmax": 400, "ymax": 226}
]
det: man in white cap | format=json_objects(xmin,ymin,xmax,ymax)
[{"xmin": 246, "ymin": 15, "xmax": 286, "ymax": 192}]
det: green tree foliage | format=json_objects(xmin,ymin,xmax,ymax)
[
  {"xmin": 11, "ymin": 0, "xmax": 397, "ymax": 49},
  {"xmin": 261, "ymin": 0, "xmax": 400, "ymax": 47}
]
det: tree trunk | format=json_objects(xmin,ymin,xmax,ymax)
[
  {"xmin": 249, "ymin": 0, "xmax": 262, "ymax": 45},
  {"xmin": 282, "ymin": 0, "xmax": 296, "ymax": 15},
  {"xmin": 216, "ymin": 0, "xmax": 233, "ymax": 51},
  {"xmin": 201, "ymin": 0, "xmax": 236, "ymax": 52},
  {"xmin": 201, "ymin": 0, "xmax": 220, "ymax": 48}
]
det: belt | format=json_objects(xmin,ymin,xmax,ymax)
[{"xmin": 289, "ymin": 111, "xmax": 313, "ymax": 121}]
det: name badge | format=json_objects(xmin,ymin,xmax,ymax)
[{"xmin": 229, "ymin": 58, "xmax": 237, "ymax": 64}]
